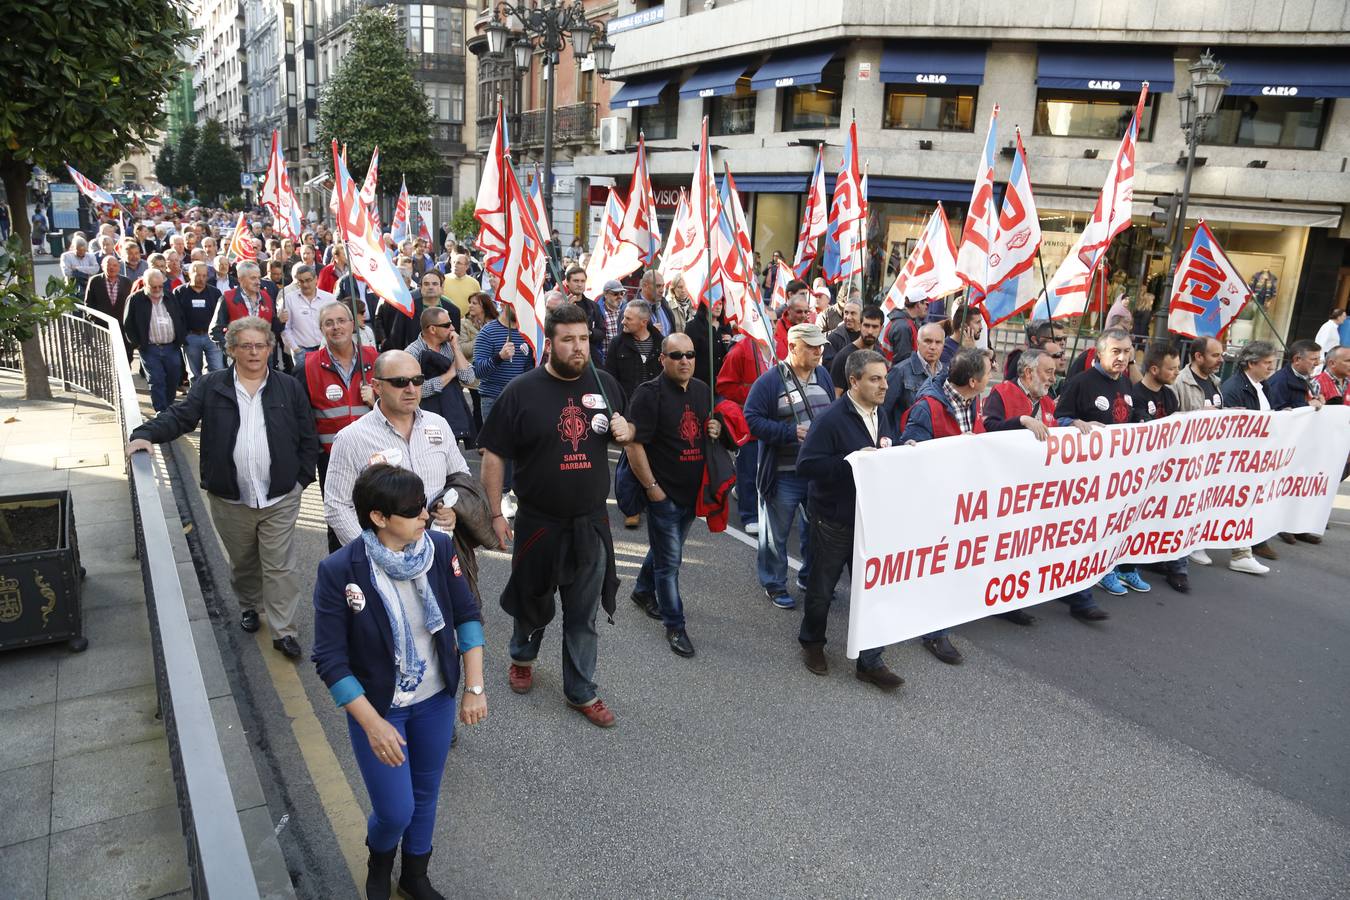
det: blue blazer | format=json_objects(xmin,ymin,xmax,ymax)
[{"xmin": 312, "ymin": 530, "xmax": 482, "ymax": 715}]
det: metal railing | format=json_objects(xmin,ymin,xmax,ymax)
[
  {"xmin": 1, "ymin": 307, "xmax": 261, "ymax": 898},
  {"xmin": 514, "ymin": 102, "xmax": 598, "ymax": 147}
]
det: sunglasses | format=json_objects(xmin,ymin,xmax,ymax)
[
  {"xmin": 1046, "ymin": 352, "xmax": 1065, "ymax": 359},
  {"xmin": 388, "ymin": 502, "xmax": 427, "ymax": 519},
  {"xmin": 665, "ymin": 351, "xmax": 696, "ymax": 361},
  {"xmin": 374, "ymin": 375, "xmax": 427, "ymax": 388}
]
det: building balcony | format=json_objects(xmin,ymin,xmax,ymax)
[
  {"xmin": 409, "ymin": 51, "xmax": 466, "ymax": 77},
  {"xmin": 430, "ymin": 123, "xmax": 465, "ymax": 155},
  {"xmin": 493, "ymin": 102, "xmax": 597, "ymax": 150}
]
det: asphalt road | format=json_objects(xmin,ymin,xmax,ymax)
[{"xmin": 170, "ymin": 435, "xmax": 1350, "ymax": 899}]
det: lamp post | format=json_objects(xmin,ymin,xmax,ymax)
[
  {"xmin": 1156, "ymin": 50, "xmax": 1229, "ymax": 339},
  {"xmin": 485, "ymin": 1, "xmax": 614, "ymax": 222}
]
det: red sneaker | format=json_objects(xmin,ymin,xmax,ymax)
[
  {"xmin": 508, "ymin": 663, "xmax": 533, "ymax": 694},
  {"xmin": 567, "ymin": 697, "xmax": 616, "ymax": 728}
]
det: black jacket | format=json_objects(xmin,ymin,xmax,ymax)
[
  {"xmin": 797, "ymin": 393, "xmax": 898, "ymax": 525},
  {"xmin": 605, "ymin": 327, "xmax": 665, "ymax": 399},
  {"xmin": 83, "ymin": 274, "xmax": 134, "ymax": 323},
  {"xmin": 124, "ymin": 291, "xmax": 186, "ymax": 348},
  {"xmin": 1220, "ymin": 371, "xmax": 1266, "ymax": 411},
  {"xmin": 573, "ymin": 295, "xmax": 610, "ymax": 363},
  {"xmin": 129, "ymin": 369, "xmax": 319, "ymax": 502},
  {"xmin": 378, "ymin": 297, "xmax": 460, "ymax": 354},
  {"xmin": 685, "ymin": 307, "xmax": 734, "ymax": 385}
]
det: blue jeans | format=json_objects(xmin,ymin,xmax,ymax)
[
  {"xmin": 757, "ymin": 472, "xmax": 811, "ymax": 596},
  {"xmin": 800, "ymin": 514, "xmax": 883, "ymax": 670},
  {"xmin": 735, "ymin": 443, "xmax": 759, "ymax": 526},
  {"xmin": 634, "ymin": 498, "xmax": 696, "ymax": 630},
  {"xmin": 480, "ymin": 394, "xmax": 513, "ymax": 492},
  {"xmin": 508, "ymin": 537, "xmax": 604, "ymax": 705},
  {"xmin": 1057, "ymin": 588, "xmax": 1099, "ymax": 611},
  {"xmin": 346, "ymin": 688, "xmax": 456, "ymax": 855},
  {"xmin": 140, "ymin": 343, "xmax": 182, "ymax": 412},
  {"xmin": 183, "ymin": 332, "xmax": 223, "ymax": 382}
]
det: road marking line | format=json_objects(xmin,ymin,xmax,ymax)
[{"xmin": 722, "ymin": 524, "xmax": 803, "ymax": 571}]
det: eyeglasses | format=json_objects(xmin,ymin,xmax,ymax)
[
  {"xmin": 1046, "ymin": 352, "xmax": 1065, "ymax": 359},
  {"xmin": 234, "ymin": 342, "xmax": 269, "ymax": 353},
  {"xmin": 665, "ymin": 351, "xmax": 696, "ymax": 361},
  {"xmin": 388, "ymin": 502, "xmax": 426, "ymax": 519},
  {"xmin": 374, "ymin": 375, "xmax": 427, "ymax": 388}
]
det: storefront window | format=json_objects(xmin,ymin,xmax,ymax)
[
  {"xmin": 752, "ymin": 193, "xmax": 799, "ymax": 263},
  {"xmin": 781, "ymin": 59, "xmax": 843, "ymax": 131},
  {"xmin": 1033, "ymin": 90, "xmax": 1157, "ymax": 140},
  {"xmin": 1204, "ymin": 96, "xmax": 1329, "ymax": 150},
  {"xmin": 882, "ymin": 86, "xmax": 977, "ymax": 132},
  {"xmin": 708, "ymin": 81, "xmax": 756, "ymax": 136},
  {"xmin": 634, "ymin": 84, "xmax": 679, "ymax": 140}
]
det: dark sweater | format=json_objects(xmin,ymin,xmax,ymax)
[{"xmin": 797, "ymin": 394, "xmax": 897, "ymax": 525}]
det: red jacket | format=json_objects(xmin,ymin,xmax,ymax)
[
  {"xmin": 773, "ymin": 317, "xmax": 790, "ymax": 360},
  {"xmin": 1314, "ymin": 371, "xmax": 1346, "ymax": 403},
  {"xmin": 302, "ymin": 344, "xmax": 378, "ymax": 453},
  {"xmin": 901, "ymin": 394, "xmax": 987, "ymax": 440},
  {"xmin": 317, "ymin": 264, "xmax": 342, "ymax": 294},
  {"xmin": 989, "ymin": 380, "xmax": 1056, "ymax": 427},
  {"xmin": 716, "ymin": 337, "xmax": 771, "ymax": 408},
  {"xmin": 222, "ymin": 285, "xmax": 278, "ymax": 324}
]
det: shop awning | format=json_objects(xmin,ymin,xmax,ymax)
[
  {"xmin": 728, "ymin": 174, "xmax": 973, "ymax": 204},
  {"xmin": 610, "ymin": 75, "xmax": 671, "ymax": 108},
  {"xmin": 749, "ymin": 45, "xmax": 838, "ymax": 91},
  {"xmin": 1036, "ymin": 46, "xmax": 1175, "ymax": 92},
  {"xmin": 1219, "ymin": 51, "xmax": 1350, "ymax": 97},
  {"xmin": 880, "ymin": 42, "xmax": 986, "ymax": 86},
  {"xmin": 679, "ymin": 58, "xmax": 753, "ymax": 100}
]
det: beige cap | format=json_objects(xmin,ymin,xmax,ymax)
[{"xmin": 787, "ymin": 322, "xmax": 828, "ymax": 347}]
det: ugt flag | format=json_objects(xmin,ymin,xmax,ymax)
[
  {"xmin": 822, "ymin": 121, "xmax": 863, "ymax": 284},
  {"xmin": 360, "ymin": 146, "xmax": 381, "ymax": 233},
  {"xmin": 389, "ymin": 176, "xmax": 410, "ymax": 245},
  {"xmin": 331, "ymin": 140, "xmax": 415, "ymax": 318},
  {"xmin": 262, "ymin": 131, "xmax": 304, "ymax": 240},
  {"xmin": 474, "ymin": 105, "xmax": 510, "ymax": 278},
  {"xmin": 1078, "ymin": 85, "xmax": 1148, "ymax": 267},
  {"xmin": 974, "ymin": 129, "xmax": 1043, "ymax": 326},
  {"xmin": 227, "ymin": 212, "xmax": 256, "ymax": 261},
  {"xmin": 1167, "ymin": 221, "xmax": 1252, "ymax": 339},
  {"xmin": 792, "ymin": 146, "xmax": 827, "ymax": 279},
  {"xmin": 65, "ymin": 165, "xmax": 115, "ymax": 206},
  {"xmin": 499, "ymin": 160, "xmax": 549, "ymax": 362},
  {"xmin": 617, "ymin": 134, "xmax": 661, "ymax": 267},
  {"xmin": 658, "ymin": 189, "xmax": 707, "ymax": 303},
  {"xmin": 881, "ymin": 203, "xmax": 962, "ymax": 314},
  {"xmin": 955, "ymin": 106, "xmax": 999, "ymax": 294}
]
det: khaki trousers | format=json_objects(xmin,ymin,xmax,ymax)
[{"xmin": 208, "ymin": 486, "xmax": 303, "ymax": 639}]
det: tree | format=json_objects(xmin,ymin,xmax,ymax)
[
  {"xmin": 450, "ymin": 200, "xmax": 477, "ymax": 244},
  {"xmin": 0, "ymin": 0, "xmax": 192, "ymax": 399},
  {"xmin": 155, "ymin": 145, "xmax": 177, "ymax": 191},
  {"xmin": 192, "ymin": 119, "xmax": 241, "ymax": 203},
  {"xmin": 318, "ymin": 8, "xmax": 439, "ymax": 195},
  {"xmin": 174, "ymin": 122, "xmax": 199, "ymax": 194}
]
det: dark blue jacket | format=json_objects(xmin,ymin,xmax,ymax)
[
  {"xmin": 883, "ymin": 354, "xmax": 945, "ymax": 425},
  {"xmin": 312, "ymin": 530, "xmax": 482, "ymax": 716},
  {"xmin": 743, "ymin": 363, "xmax": 834, "ymax": 496},
  {"xmin": 1220, "ymin": 371, "xmax": 1265, "ymax": 412},
  {"xmin": 1264, "ymin": 364, "xmax": 1313, "ymax": 410},
  {"xmin": 797, "ymin": 395, "xmax": 898, "ymax": 525}
]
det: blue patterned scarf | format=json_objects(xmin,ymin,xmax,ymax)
[{"xmin": 360, "ymin": 531, "xmax": 445, "ymax": 694}]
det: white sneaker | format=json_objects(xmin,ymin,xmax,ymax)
[
  {"xmin": 1229, "ymin": 556, "xmax": 1269, "ymax": 575},
  {"xmin": 744, "ymin": 521, "xmax": 759, "ymax": 535},
  {"xmin": 500, "ymin": 491, "xmax": 518, "ymax": 520},
  {"xmin": 1189, "ymin": 549, "xmax": 1213, "ymax": 566}
]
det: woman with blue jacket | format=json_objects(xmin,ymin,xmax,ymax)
[{"xmin": 313, "ymin": 464, "xmax": 487, "ymax": 900}]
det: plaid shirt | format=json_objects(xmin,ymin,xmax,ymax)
[
  {"xmin": 942, "ymin": 380, "xmax": 977, "ymax": 434},
  {"xmin": 602, "ymin": 301, "xmax": 622, "ymax": 344}
]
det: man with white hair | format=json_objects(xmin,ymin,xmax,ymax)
[
  {"xmin": 120, "ymin": 239, "xmax": 148, "ymax": 281},
  {"xmin": 174, "ymin": 259, "xmax": 224, "ymax": 383},
  {"xmin": 60, "ymin": 234, "xmax": 100, "ymax": 294},
  {"xmin": 125, "ymin": 269, "xmax": 186, "ymax": 411},
  {"xmin": 212, "ymin": 254, "xmax": 233, "ymax": 294},
  {"xmin": 213, "ymin": 260, "xmax": 284, "ymax": 361}
]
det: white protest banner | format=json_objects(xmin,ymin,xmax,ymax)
[{"xmin": 845, "ymin": 407, "xmax": 1350, "ymax": 657}]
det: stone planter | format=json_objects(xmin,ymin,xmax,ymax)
[{"xmin": 0, "ymin": 490, "xmax": 88, "ymax": 652}]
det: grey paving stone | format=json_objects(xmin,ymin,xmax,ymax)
[
  {"xmin": 237, "ymin": 805, "xmax": 299, "ymax": 900},
  {"xmin": 0, "ymin": 645, "xmax": 61, "ymax": 711},
  {"xmin": 0, "ymin": 702, "xmax": 54, "ymax": 770},
  {"xmin": 78, "ymin": 569, "xmax": 145, "ymax": 611},
  {"xmin": 0, "ymin": 835, "xmax": 47, "ymax": 900},
  {"xmin": 0, "ymin": 761, "xmax": 52, "ymax": 849},
  {"xmin": 211, "ymin": 696, "xmax": 265, "ymax": 812},
  {"xmin": 47, "ymin": 805, "xmax": 190, "ymax": 900},
  {"xmin": 50, "ymin": 739, "xmax": 176, "ymax": 833},
  {"xmin": 68, "ymin": 480, "xmax": 133, "ymax": 508},
  {"xmin": 56, "ymin": 603, "xmax": 154, "ymax": 702},
  {"xmin": 55, "ymin": 683, "xmax": 162, "ymax": 760}
]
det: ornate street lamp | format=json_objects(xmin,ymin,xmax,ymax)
[{"xmin": 484, "ymin": 1, "xmax": 611, "ymax": 220}]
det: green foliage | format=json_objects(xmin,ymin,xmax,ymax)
[
  {"xmin": 0, "ymin": 0, "xmax": 194, "ymax": 179},
  {"xmin": 192, "ymin": 119, "xmax": 241, "ymax": 202},
  {"xmin": 154, "ymin": 145, "xmax": 177, "ymax": 190},
  {"xmin": 317, "ymin": 8, "xmax": 439, "ymax": 195},
  {"xmin": 450, "ymin": 200, "xmax": 478, "ymax": 242},
  {"xmin": 175, "ymin": 122, "xmax": 199, "ymax": 192},
  {"xmin": 0, "ymin": 235, "xmax": 79, "ymax": 342},
  {"xmin": 221, "ymin": 194, "xmax": 247, "ymax": 211}
]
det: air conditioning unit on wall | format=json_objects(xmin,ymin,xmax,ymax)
[{"xmin": 599, "ymin": 116, "xmax": 628, "ymax": 153}]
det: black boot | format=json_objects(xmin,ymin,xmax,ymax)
[
  {"xmin": 366, "ymin": 842, "xmax": 397, "ymax": 900},
  {"xmin": 397, "ymin": 849, "xmax": 445, "ymax": 900}
]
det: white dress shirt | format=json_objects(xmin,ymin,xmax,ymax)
[
  {"xmin": 1248, "ymin": 374, "xmax": 1271, "ymax": 411},
  {"xmin": 283, "ymin": 287, "xmax": 335, "ymax": 351},
  {"xmin": 229, "ymin": 372, "xmax": 285, "ymax": 509},
  {"xmin": 847, "ymin": 393, "xmax": 880, "ymax": 445}
]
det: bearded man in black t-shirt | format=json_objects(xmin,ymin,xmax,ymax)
[{"xmin": 478, "ymin": 303, "xmax": 633, "ymax": 729}]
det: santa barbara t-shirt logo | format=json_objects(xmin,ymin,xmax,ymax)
[
  {"xmin": 557, "ymin": 397, "xmax": 589, "ymax": 451},
  {"xmin": 678, "ymin": 405, "xmax": 701, "ymax": 447}
]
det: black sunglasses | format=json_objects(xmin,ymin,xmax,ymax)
[
  {"xmin": 374, "ymin": 375, "xmax": 427, "ymax": 388},
  {"xmin": 665, "ymin": 350, "xmax": 697, "ymax": 361},
  {"xmin": 388, "ymin": 501, "xmax": 427, "ymax": 519}
]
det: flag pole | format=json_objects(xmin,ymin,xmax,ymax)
[
  {"xmin": 331, "ymin": 146, "xmax": 367, "ymax": 378},
  {"xmin": 700, "ymin": 116, "xmax": 715, "ymax": 392},
  {"xmin": 724, "ymin": 162, "xmax": 780, "ymax": 366}
]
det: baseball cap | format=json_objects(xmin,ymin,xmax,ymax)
[
  {"xmin": 904, "ymin": 296, "xmax": 928, "ymax": 307},
  {"xmin": 602, "ymin": 279, "xmax": 624, "ymax": 294},
  {"xmin": 787, "ymin": 322, "xmax": 828, "ymax": 347}
]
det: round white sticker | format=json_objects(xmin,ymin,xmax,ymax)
[
  {"xmin": 344, "ymin": 583, "xmax": 366, "ymax": 612},
  {"xmin": 879, "ymin": 436, "xmax": 892, "ymax": 448},
  {"xmin": 591, "ymin": 413, "xmax": 610, "ymax": 434},
  {"xmin": 582, "ymin": 393, "xmax": 606, "ymax": 409},
  {"xmin": 1124, "ymin": 394, "xmax": 1134, "ymax": 407},
  {"xmin": 324, "ymin": 384, "xmax": 343, "ymax": 402},
  {"xmin": 1093, "ymin": 395, "xmax": 1110, "ymax": 411},
  {"xmin": 1147, "ymin": 400, "xmax": 1157, "ymax": 416}
]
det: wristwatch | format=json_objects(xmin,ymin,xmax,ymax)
[{"xmin": 464, "ymin": 684, "xmax": 484, "ymax": 696}]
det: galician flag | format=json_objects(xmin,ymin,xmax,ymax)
[
  {"xmin": 65, "ymin": 164, "xmax": 115, "ymax": 206},
  {"xmin": 331, "ymin": 140, "xmax": 415, "ymax": 318},
  {"xmin": 527, "ymin": 167, "xmax": 551, "ymax": 243},
  {"xmin": 822, "ymin": 121, "xmax": 863, "ymax": 284},
  {"xmin": 1167, "ymin": 221, "xmax": 1252, "ymax": 339},
  {"xmin": 689, "ymin": 116, "xmax": 721, "ymax": 306},
  {"xmin": 389, "ymin": 176, "xmax": 410, "ymax": 245},
  {"xmin": 714, "ymin": 165, "xmax": 774, "ymax": 357},
  {"xmin": 792, "ymin": 145, "xmax": 828, "ymax": 279},
  {"xmin": 585, "ymin": 187, "xmax": 641, "ymax": 298},
  {"xmin": 955, "ymin": 106, "xmax": 1000, "ymax": 294},
  {"xmin": 262, "ymin": 131, "xmax": 303, "ymax": 240}
]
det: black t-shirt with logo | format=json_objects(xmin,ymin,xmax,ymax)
[
  {"xmin": 1055, "ymin": 365, "xmax": 1134, "ymax": 426},
  {"xmin": 477, "ymin": 365, "xmax": 626, "ymax": 518},
  {"xmin": 629, "ymin": 374, "xmax": 711, "ymax": 510},
  {"xmin": 1131, "ymin": 381, "xmax": 1179, "ymax": 422}
]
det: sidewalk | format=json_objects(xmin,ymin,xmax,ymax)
[{"xmin": 0, "ymin": 373, "xmax": 293, "ymax": 899}]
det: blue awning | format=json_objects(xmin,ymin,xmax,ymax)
[
  {"xmin": 725, "ymin": 174, "xmax": 973, "ymax": 204},
  {"xmin": 1036, "ymin": 46, "xmax": 1175, "ymax": 93},
  {"xmin": 880, "ymin": 42, "xmax": 986, "ymax": 86},
  {"xmin": 750, "ymin": 45, "xmax": 838, "ymax": 91},
  {"xmin": 610, "ymin": 75, "xmax": 671, "ymax": 109},
  {"xmin": 679, "ymin": 58, "xmax": 753, "ymax": 101},
  {"xmin": 1219, "ymin": 50, "xmax": 1350, "ymax": 98}
]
